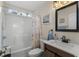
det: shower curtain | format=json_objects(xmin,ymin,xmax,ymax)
[
  {"xmin": 32, "ymin": 16, "xmax": 40, "ymax": 48},
  {"xmin": 2, "ymin": 6, "xmax": 32, "ymax": 54}
]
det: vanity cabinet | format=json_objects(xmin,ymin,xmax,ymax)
[{"xmin": 43, "ymin": 44, "xmax": 74, "ymax": 57}]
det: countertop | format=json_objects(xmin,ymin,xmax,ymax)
[{"xmin": 40, "ymin": 39, "xmax": 79, "ymax": 57}]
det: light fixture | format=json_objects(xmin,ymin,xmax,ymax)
[{"xmin": 52, "ymin": 1, "xmax": 74, "ymax": 9}]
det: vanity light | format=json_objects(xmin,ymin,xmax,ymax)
[{"xmin": 52, "ymin": 1, "xmax": 74, "ymax": 9}]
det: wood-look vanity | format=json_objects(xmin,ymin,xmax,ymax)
[{"xmin": 43, "ymin": 43, "xmax": 74, "ymax": 57}]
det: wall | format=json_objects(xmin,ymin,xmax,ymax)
[
  {"xmin": 34, "ymin": 4, "xmax": 52, "ymax": 39},
  {"xmin": 35, "ymin": 5, "xmax": 56, "ymax": 39},
  {"xmin": 0, "ymin": 1, "xmax": 4, "ymax": 49},
  {"xmin": 35, "ymin": 2, "xmax": 79, "ymax": 45}
]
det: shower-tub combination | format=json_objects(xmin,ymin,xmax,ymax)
[{"xmin": 0, "ymin": 3, "xmax": 41, "ymax": 57}]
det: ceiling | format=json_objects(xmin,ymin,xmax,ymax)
[{"xmin": 5, "ymin": 1, "xmax": 50, "ymax": 12}]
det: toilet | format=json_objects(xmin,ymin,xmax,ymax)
[{"xmin": 28, "ymin": 48, "xmax": 43, "ymax": 57}]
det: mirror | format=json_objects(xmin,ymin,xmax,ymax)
[{"xmin": 56, "ymin": 2, "xmax": 78, "ymax": 32}]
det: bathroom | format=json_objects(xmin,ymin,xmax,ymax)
[{"xmin": 0, "ymin": 1, "xmax": 79, "ymax": 57}]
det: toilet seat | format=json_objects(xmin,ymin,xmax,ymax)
[{"xmin": 28, "ymin": 48, "xmax": 43, "ymax": 57}]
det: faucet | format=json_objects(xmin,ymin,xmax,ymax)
[
  {"xmin": 61, "ymin": 36, "xmax": 66, "ymax": 40},
  {"xmin": 61, "ymin": 35, "xmax": 70, "ymax": 43}
]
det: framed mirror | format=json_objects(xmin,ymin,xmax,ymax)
[{"xmin": 55, "ymin": 2, "xmax": 78, "ymax": 32}]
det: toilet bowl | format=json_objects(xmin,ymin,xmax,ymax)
[{"xmin": 28, "ymin": 48, "xmax": 43, "ymax": 57}]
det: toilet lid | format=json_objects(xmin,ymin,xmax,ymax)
[{"xmin": 29, "ymin": 48, "xmax": 43, "ymax": 55}]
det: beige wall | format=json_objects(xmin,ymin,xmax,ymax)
[{"xmin": 35, "ymin": 4, "xmax": 79, "ymax": 45}]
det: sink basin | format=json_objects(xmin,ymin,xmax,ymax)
[
  {"xmin": 48, "ymin": 40, "xmax": 74, "ymax": 48},
  {"xmin": 48, "ymin": 40, "xmax": 56, "ymax": 43},
  {"xmin": 48, "ymin": 40, "xmax": 61, "ymax": 43}
]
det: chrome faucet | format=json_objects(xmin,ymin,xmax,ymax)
[
  {"xmin": 61, "ymin": 36, "xmax": 66, "ymax": 40},
  {"xmin": 61, "ymin": 35, "xmax": 70, "ymax": 43}
]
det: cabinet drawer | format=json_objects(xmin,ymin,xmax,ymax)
[{"xmin": 45, "ymin": 44, "xmax": 74, "ymax": 57}]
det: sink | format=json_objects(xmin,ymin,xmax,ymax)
[
  {"xmin": 48, "ymin": 40, "xmax": 74, "ymax": 48},
  {"xmin": 48, "ymin": 40, "xmax": 56, "ymax": 43},
  {"xmin": 48, "ymin": 40, "xmax": 61, "ymax": 43}
]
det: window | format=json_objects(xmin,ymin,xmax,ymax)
[{"xmin": 8, "ymin": 9, "xmax": 32, "ymax": 17}]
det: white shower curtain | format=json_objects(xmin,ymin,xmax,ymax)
[{"xmin": 32, "ymin": 16, "xmax": 40, "ymax": 48}]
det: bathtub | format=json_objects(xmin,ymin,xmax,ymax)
[{"xmin": 11, "ymin": 46, "xmax": 32, "ymax": 57}]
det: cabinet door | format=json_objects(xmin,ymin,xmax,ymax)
[
  {"xmin": 43, "ymin": 49, "xmax": 55, "ymax": 57},
  {"xmin": 55, "ymin": 54, "xmax": 61, "ymax": 57}
]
